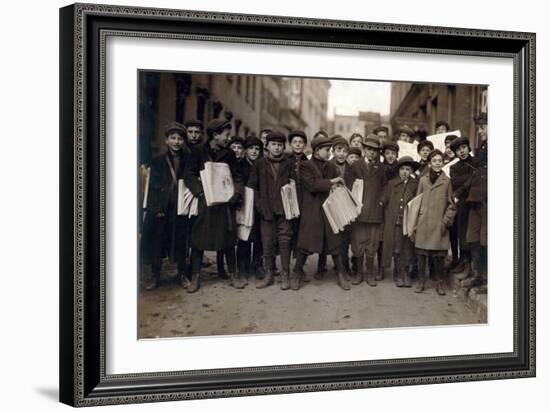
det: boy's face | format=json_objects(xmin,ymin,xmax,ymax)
[
  {"xmin": 347, "ymin": 153, "xmax": 360, "ymax": 165},
  {"xmin": 364, "ymin": 147, "xmax": 379, "ymax": 162},
  {"xmin": 165, "ymin": 132, "xmax": 185, "ymax": 152},
  {"xmin": 246, "ymin": 145, "xmax": 261, "ymax": 162},
  {"xmin": 213, "ymin": 127, "xmax": 231, "ymax": 148},
  {"xmin": 456, "ymin": 144, "xmax": 470, "ymax": 160},
  {"xmin": 350, "ymin": 137, "xmax": 363, "ymax": 149},
  {"xmin": 267, "ymin": 141, "xmax": 284, "ymax": 157},
  {"xmin": 399, "ymin": 165, "xmax": 413, "ymax": 180},
  {"xmin": 445, "ymin": 142, "xmax": 455, "ymax": 159},
  {"xmin": 376, "ymin": 131, "xmax": 388, "ymax": 141},
  {"xmin": 230, "ymin": 142, "xmax": 245, "ymax": 159},
  {"xmin": 315, "ymin": 146, "xmax": 331, "ymax": 161},
  {"xmin": 260, "ymin": 131, "xmax": 269, "ymax": 149},
  {"xmin": 383, "ymin": 149, "xmax": 397, "ymax": 164},
  {"xmin": 419, "ymin": 146, "xmax": 432, "ymax": 161},
  {"xmin": 333, "ymin": 144, "xmax": 348, "ymax": 163},
  {"xmin": 290, "ymin": 137, "xmax": 305, "ymax": 154},
  {"xmin": 477, "ymin": 124, "xmax": 488, "ymax": 141},
  {"xmin": 436, "ymin": 125, "xmax": 449, "ymax": 134},
  {"xmin": 186, "ymin": 126, "xmax": 202, "ymax": 145},
  {"xmin": 398, "ymin": 133, "xmax": 412, "ymax": 143},
  {"xmin": 430, "ymin": 154, "xmax": 444, "ymax": 172}
]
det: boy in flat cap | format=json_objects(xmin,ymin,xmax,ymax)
[
  {"xmin": 347, "ymin": 147, "xmax": 362, "ymax": 165},
  {"xmin": 380, "ymin": 156, "xmax": 419, "ymax": 288},
  {"xmin": 382, "ymin": 141, "xmax": 400, "ymax": 181},
  {"xmin": 413, "ymin": 149, "xmax": 457, "ymax": 295},
  {"xmin": 247, "ymin": 131, "xmax": 297, "ymax": 290},
  {"xmin": 416, "ymin": 140, "xmax": 434, "ymax": 177},
  {"xmin": 183, "ymin": 119, "xmax": 246, "ymax": 292},
  {"xmin": 142, "ymin": 122, "xmax": 191, "ymax": 291},
  {"xmin": 347, "ymin": 135, "xmax": 388, "ymax": 286},
  {"xmin": 397, "ymin": 126, "xmax": 414, "ymax": 143},
  {"xmin": 293, "ymin": 135, "xmax": 350, "ymax": 290},
  {"xmin": 184, "ymin": 119, "xmax": 204, "ymax": 146},
  {"xmin": 449, "ymin": 136, "xmax": 482, "ymax": 277},
  {"xmin": 236, "ymin": 136, "xmax": 264, "ymax": 282}
]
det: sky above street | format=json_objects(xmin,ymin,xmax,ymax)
[{"xmin": 327, "ymin": 79, "xmax": 391, "ymax": 119}]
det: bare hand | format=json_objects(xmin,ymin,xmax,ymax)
[{"xmin": 330, "ymin": 177, "xmax": 344, "ymax": 185}]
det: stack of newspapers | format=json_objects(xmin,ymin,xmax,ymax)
[
  {"xmin": 200, "ymin": 161, "xmax": 235, "ymax": 206},
  {"xmin": 280, "ymin": 179, "xmax": 300, "ymax": 220},
  {"xmin": 351, "ymin": 179, "xmax": 364, "ymax": 213},
  {"xmin": 322, "ymin": 186, "xmax": 361, "ymax": 234},
  {"xmin": 236, "ymin": 187, "xmax": 255, "ymax": 241},
  {"xmin": 177, "ymin": 179, "xmax": 199, "ymax": 216},
  {"xmin": 402, "ymin": 193, "xmax": 423, "ymax": 237}
]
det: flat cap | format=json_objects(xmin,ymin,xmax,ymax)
[
  {"xmin": 244, "ymin": 135, "xmax": 263, "ymax": 149},
  {"xmin": 398, "ymin": 125, "xmax": 415, "ymax": 136},
  {"xmin": 348, "ymin": 147, "xmax": 363, "ymax": 157},
  {"xmin": 372, "ymin": 126, "xmax": 389, "ymax": 135},
  {"xmin": 206, "ymin": 119, "xmax": 231, "ymax": 137},
  {"xmin": 266, "ymin": 131, "xmax": 286, "ymax": 144},
  {"xmin": 184, "ymin": 119, "xmax": 204, "ymax": 129},
  {"xmin": 382, "ymin": 141, "xmax": 399, "ymax": 153},
  {"xmin": 229, "ymin": 136, "xmax": 245, "ymax": 146},
  {"xmin": 444, "ymin": 134, "xmax": 459, "ymax": 144},
  {"xmin": 331, "ymin": 134, "xmax": 349, "ymax": 148},
  {"xmin": 450, "ymin": 136, "xmax": 471, "ymax": 152},
  {"xmin": 288, "ymin": 130, "xmax": 307, "ymax": 144},
  {"xmin": 311, "ymin": 135, "xmax": 332, "ymax": 151},
  {"xmin": 396, "ymin": 155, "xmax": 419, "ymax": 171},
  {"xmin": 164, "ymin": 121, "xmax": 186, "ymax": 136}
]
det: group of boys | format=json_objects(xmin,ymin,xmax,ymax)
[{"xmin": 142, "ymin": 114, "xmax": 487, "ymax": 296}]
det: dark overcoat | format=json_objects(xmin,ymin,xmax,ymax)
[
  {"xmin": 348, "ymin": 160, "xmax": 387, "ymax": 223},
  {"xmin": 382, "ymin": 161, "xmax": 399, "ymax": 182},
  {"xmin": 285, "ymin": 151, "xmax": 309, "ymax": 207},
  {"xmin": 414, "ymin": 173, "xmax": 457, "ymax": 251},
  {"xmin": 183, "ymin": 144, "xmax": 243, "ymax": 251},
  {"xmin": 330, "ymin": 158, "xmax": 355, "ymax": 188},
  {"xmin": 465, "ymin": 151, "xmax": 487, "ymax": 246},
  {"xmin": 296, "ymin": 157, "xmax": 342, "ymax": 254},
  {"xmin": 380, "ymin": 177, "xmax": 419, "ymax": 267},
  {"xmin": 238, "ymin": 158, "xmax": 261, "ymax": 243},
  {"xmin": 141, "ymin": 151, "xmax": 189, "ymax": 265}
]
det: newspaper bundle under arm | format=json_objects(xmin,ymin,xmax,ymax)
[
  {"xmin": 177, "ymin": 179, "xmax": 199, "ymax": 216},
  {"xmin": 426, "ymin": 129, "xmax": 462, "ymax": 153},
  {"xmin": 199, "ymin": 161, "xmax": 235, "ymax": 206},
  {"xmin": 322, "ymin": 185, "xmax": 361, "ymax": 234},
  {"xmin": 403, "ymin": 193, "xmax": 423, "ymax": 237},
  {"xmin": 441, "ymin": 157, "xmax": 459, "ymax": 178},
  {"xmin": 236, "ymin": 187, "xmax": 255, "ymax": 241},
  {"xmin": 280, "ymin": 179, "xmax": 300, "ymax": 220},
  {"xmin": 351, "ymin": 179, "xmax": 364, "ymax": 213}
]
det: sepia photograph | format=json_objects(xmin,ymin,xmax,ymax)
[{"xmin": 137, "ymin": 71, "xmax": 488, "ymax": 339}]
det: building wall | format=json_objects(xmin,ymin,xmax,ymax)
[{"xmin": 333, "ymin": 114, "xmax": 367, "ymax": 137}]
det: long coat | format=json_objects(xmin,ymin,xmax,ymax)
[
  {"xmin": 285, "ymin": 151, "xmax": 309, "ymax": 207},
  {"xmin": 141, "ymin": 150, "xmax": 189, "ymax": 265},
  {"xmin": 247, "ymin": 156, "xmax": 296, "ymax": 221},
  {"xmin": 183, "ymin": 144, "xmax": 243, "ymax": 251},
  {"xmin": 296, "ymin": 157, "xmax": 342, "ymax": 254},
  {"xmin": 380, "ymin": 177, "xmax": 419, "ymax": 267},
  {"xmin": 414, "ymin": 172, "xmax": 457, "ymax": 251},
  {"xmin": 348, "ymin": 160, "xmax": 387, "ymax": 223},
  {"xmin": 464, "ymin": 151, "xmax": 487, "ymax": 246}
]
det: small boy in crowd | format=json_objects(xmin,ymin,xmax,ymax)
[
  {"xmin": 380, "ymin": 156, "xmax": 419, "ymax": 287},
  {"xmin": 443, "ymin": 134, "xmax": 458, "ymax": 164},
  {"xmin": 382, "ymin": 141, "xmax": 400, "ymax": 181},
  {"xmin": 416, "ymin": 140, "xmax": 434, "ymax": 177},
  {"xmin": 349, "ymin": 133, "xmax": 364, "ymax": 150},
  {"xmin": 347, "ymin": 147, "xmax": 362, "ymax": 165},
  {"xmin": 229, "ymin": 136, "xmax": 246, "ymax": 160},
  {"xmin": 373, "ymin": 126, "xmax": 390, "ymax": 144},
  {"xmin": 413, "ymin": 149, "xmax": 457, "ymax": 295},
  {"xmin": 184, "ymin": 119, "xmax": 204, "ymax": 146},
  {"xmin": 397, "ymin": 125, "xmax": 415, "ymax": 143},
  {"xmin": 142, "ymin": 122, "xmax": 190, "ymax": 291},
  {"xmin": 247, "ymin": 131, "xmax": 297, "ymax": 290},
  {"xmin": 348, "ymin": 135, "xmax": 387, "ymax": 287}
]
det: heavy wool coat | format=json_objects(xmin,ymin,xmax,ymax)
[
  {"xmin": 380, "ymin": 177, "xmax": 419, "ymax": 267},
  {"xmin": 414, "ymin": 172, "xmax": 457, "ymax": 251},
  {"xmin": 296, "ymin": 157, "xmax": 342, "ymax": 254},
  {"xmin": 246, "ymin": 155, "xmax": 296, "ymax": 221},
  {"xmin": 141, "ymin": 150, "xmax": 189, "ymax": 265},
  {"xmin": 348, "ymin": 160, "xmax": 388, "ymax": 223},
  {"xmin": 183, "ymin": 144, "xmax": 243, "ymax": 251},
  {"xmin": 285, "ymin": 151, "xmax": 309, "ymax": 207}
]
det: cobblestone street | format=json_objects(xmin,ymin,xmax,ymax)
[{"xmin": 139, "ymin": 252, "xmax": 485, "ymax": 339}]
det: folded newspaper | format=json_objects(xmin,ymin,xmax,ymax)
[
  {"xmin": 280, "ymin": 179, "xmax": 300, "ymax": 220},
  {"xmin": 397, "ymin": 140, "xmax": 420, "ymax": 162},
  {"xmin": 402, "ymin": 193, "xmax": 423, "ymax": 237},
  {"xmin": 236, "ymin": 187, "xmax": 255, "ymax": 241},
  {"xmin": 322, "ymin": 185, "xmax": 361, "ymax": 234},
  {"xmin": 177, "ymin": 179, "xmax": 199, "ymax": 216},
  {"xmin": 351, "ymin": 179, "xmax": 364, "ymax": 213},
  {"xmin": 426, "ymin": 129, "xmax": 462, "ymax": 153},
  {"xmin": 199, "ymin": 161, "xmax": 235, "ymax": 206}
]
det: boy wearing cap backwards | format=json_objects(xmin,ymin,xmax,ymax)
[
  {"xmin": 292, "ymin": 135, "xmax": 350, "ymax": 290},
  {"xmin": 413, "ymin": 149, "xmax": 456, "ymax": 294},
  {"xmin": 347, "ymin": 134, "xmax": 388, "ymax": 287},
  {"xmin": 380, "ymin": 156, "xmax": 420, "ymax": 288},
  {"xmin": 142, "ymin": 122, "xmax": 191, "ymax": 291},
  {"xmin": 286, "ymin": 130, "xmax": 309, "ymax": 265},
  {"xmin": 184, "ymin": 119, "xmax": 204, "ymax": 146},
  {"xmin": 449, "ymin": 136, "xmax": 482, "ymax": 277},
  {"xmin": 416, "ymin": 140, "xmax": 434, "ymax": 177},
  {"xmin": 183, "ymin": 119, "xmax": 246, "ymax": 293},
  {"xmin": 247, "ymin": 131, "xmax": 297, "ymax": 290},
  {"xmin": 235, "ymin": 136, "xmax": 264, "ymax": 282}
]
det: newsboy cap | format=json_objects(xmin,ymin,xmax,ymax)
[
  {"xmin": 184, "ymin": 119, "xmax": 204, "ymax": 129},
  {"xmin": 382, "ymin": 141, "xmax": 399, "ymax": 153},
  {"xmin": 444, "ymin": 134, "xmax": 459, "ymax": 145},
  {"xmin": 362, "ymin": 134, "xmax": 381, "ymax": 149},
  {"xmin": 244, "ymin": 135, "xmax": 263, "ymax": 149},
  {"xmin": 164, "ymin": 121, "xmax": 186, "ymax": 137},
  {"xmin": 417, "ymin": 140, "xmax": 434, "ymax": 153},
  {"xmin": 311, "ymin": 135, "xmax": 332, "ymax": 151},
  {"xmin": 288, "ymin": 130, "xmax": 307, "ymax": 144},
  {"xmin": 229, "ymin": 136, "xmax": 245, "ymax": 147},
  {"xmin": 348, "ymin": 147, "xmax": 363, "ymax": 157},
  {"xmin": 331, "ymin": 135, "xmax": 349, "ymax": 148},
  {"xmin": 398, "ymin": 125, "xmax": 415, "ymax": 137},
  {"xmin": 372, "ymin": 126, "xmax": 389, "ymax": 135},
  {"xmin": 450, "ymin": 136, "xmax": 471, "ymax": 153},
  {"xmin": 206, "ymin": 119, "xmax": 231, "ymax": 138},
  {"xmin": 396, "ymin": 155, "xmax": 419, "ymax": 171},
  {"xmin": 266, "ymin": 131, "xmax": 286, "ymax": 144},
  {"xmin": 313, "ymin": 130, "xmax": 329, "ymax": 139}
]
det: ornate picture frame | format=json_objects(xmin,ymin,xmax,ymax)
[{"xmin": 59, "ymin": 3, "xmax": 535, "ymax": 406}]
